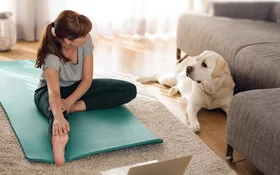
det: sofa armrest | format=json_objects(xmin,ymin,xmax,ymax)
[{"xmin": 208, "ymin": 1, "xmax": 276, "ymax": 21}]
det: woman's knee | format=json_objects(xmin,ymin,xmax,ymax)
[{"xmin": 34, "ymin": 87, "xmax": 51, "ymax": 118}]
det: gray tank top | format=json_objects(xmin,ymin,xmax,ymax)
[{"xmin": 37, "ymin": 37, "xmax": 94, "ymax": 88}]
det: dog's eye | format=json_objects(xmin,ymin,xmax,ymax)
[{"xmin": 201, "ymin": 62, "xmax": 207, "ymax": 68}]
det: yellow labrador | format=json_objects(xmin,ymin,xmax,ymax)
[{"xmin": 136, "ymin": 50, "xmax": 235, "ymax": 132}]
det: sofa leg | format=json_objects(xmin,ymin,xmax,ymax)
[
  {"xmin": 226, "ymin": 144, "xmax": 233, "ymax": 163},
  {"xmin": 176, "ymin": 48, "xmax": 181, "ymax": 60}
]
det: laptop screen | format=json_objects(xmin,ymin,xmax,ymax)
[{"xmin": 128, "ymin": 155, "xmax": 192, "ymax": 175}]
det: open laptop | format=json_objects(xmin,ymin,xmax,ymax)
[{"xmin": 127, "ymin": 155, "xmax": 192, "ymax": 175}]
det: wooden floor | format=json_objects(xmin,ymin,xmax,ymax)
[{"xmin": 0, "ymin": 37, "xmax": 263, "ymax": 175}]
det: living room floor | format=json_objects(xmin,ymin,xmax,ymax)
[{"xmin": 0, "ymin": 36, "xmax": 262, "ymax": 175}]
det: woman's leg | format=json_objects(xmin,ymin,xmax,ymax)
[
  {"xmin": 81, "ymin": 78, "xmax": 137, "ymax": 110},
  {"xmin": 62, "ymin": 78, "xmax": 137, "ymax": 113},
  {"xmin": 67, "ymin": 100, "xmax": 86, "ymax": 114},
  {"xmin": 34, "ymin": 86, "xmax": 69, "ymax": 166},
  {"xmin": 60, "ymin": 83, "xmax": 86, "ymax": 114},
  {"xmin": 34, "ymin": 86, "xmax": 56, "ymax": 141}
]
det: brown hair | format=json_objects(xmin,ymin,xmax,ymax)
[{"xmin": 35, "ymin": 10, "xmax": 92, "ymax": 68}]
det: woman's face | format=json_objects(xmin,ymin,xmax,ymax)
[{"xmin": 71, "ymin": 34, "xmax": 90, "ymax": 47}]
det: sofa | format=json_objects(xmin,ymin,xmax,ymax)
[{"xmin": 176, "ymin": 1, "xmax": 280, "ymax": 175}]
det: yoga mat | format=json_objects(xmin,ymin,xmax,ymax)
[{"xmin": 0, "ymin": 60, "xmax": 163, "ymax": 163}]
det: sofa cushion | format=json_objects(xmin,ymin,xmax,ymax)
[
  {"xmin": 227, "ymin": 88, "xmax": 280, "ymax": 175},
  {"xmin": 234, "ymin": 43, "xmax": 280, "ymax": 91},
  {"xmin": 177, "ymin": 13, "xmax": 280, "ymax": 73}
]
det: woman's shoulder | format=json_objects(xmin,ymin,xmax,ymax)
[
  {"xmin": 83, "ymin": 36, "xmax": 93, "ymax": 49},
  {"xmin": 82, "ymin": 36, "xmax": 94, "ymax": 57},
  {"xmin": 45, "ymin": 54, "xmax": 61, "ymax": 61},
  {"xmin": 42, "ymin": 54, "xmax": 62, "ymax": 72},
  {"xmin": 44, "ymin": 54, "xmax": 62, "ymax": 66}
]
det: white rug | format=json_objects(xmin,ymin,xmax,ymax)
[{"xmin": 0, "ymin": 72, "xmax": 237, "ymax": 175}]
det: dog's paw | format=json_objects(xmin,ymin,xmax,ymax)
[
  {"xmin": 188, "ymin": 121, "xmax": 200, "ymax": 132},
  {"xmin": 168, "ymin": 87, "xmax": 178, "ymax": 96}
]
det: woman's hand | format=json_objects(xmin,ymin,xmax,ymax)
[
  {"xmin": 52, "ymin": 116, "xmax": 70, "ymax": 137},
  {"xmin": 60, "ymin": 98, "xmax": 73, "ymax": 113}
]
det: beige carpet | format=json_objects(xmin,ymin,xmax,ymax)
[{"xmin": 0, "ymin": 72, "xmax": 237, "ymax": 175}]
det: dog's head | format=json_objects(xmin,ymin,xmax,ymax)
[{"xmin": 186, "ymin": 50, "xmax": 231, "ymax": 84}]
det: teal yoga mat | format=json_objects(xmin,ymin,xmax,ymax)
[{"xmin": 0, "ymin": 60, "xmax": 163, "ymax": 163}]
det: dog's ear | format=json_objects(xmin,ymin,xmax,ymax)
[{"xmin": 211, "ymin": 60, "xmax": 229, "ymax": 78}]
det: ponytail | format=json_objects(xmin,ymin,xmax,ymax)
[{"xmin": 35, "ymin": 23, "xmax": 67, "ymax": 68}]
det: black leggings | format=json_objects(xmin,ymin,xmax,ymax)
[{"xmin": 34, "ymin": 78, "xmax": 137, "ymax": 141}]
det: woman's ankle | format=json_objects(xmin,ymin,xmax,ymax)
[{"xmin": 68, "ymin": 100, "xmax": 86, "ymax": 114}]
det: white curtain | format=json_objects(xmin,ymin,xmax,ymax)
[
  {"xmin": 48, "ymin": 0, "xmax": 205, "ymax": 40},
  {"xmin": 0, "ymin": 0, "xmax": 49, "ymax": 41},
  {"xmin": 0, "ymin": 0, "xmax": 206, "ymax": 41}
]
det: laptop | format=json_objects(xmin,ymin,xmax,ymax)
[{"xmin": 127, "ymin": 155, "xmax": 192, "ymax": 175}]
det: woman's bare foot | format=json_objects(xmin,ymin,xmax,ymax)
[
  {"xmin": 52, "ymin": 134, "xmax": 69, "ymax": 166},
  {"xmin": 67, "ymin": 100, "xmax": 86, "ymax": 114}
]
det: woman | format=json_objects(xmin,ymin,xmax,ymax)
[{"xmin": 34, "ymin": 10, "xmax": 136, "ymax": 166}]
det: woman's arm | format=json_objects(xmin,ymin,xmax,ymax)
[
  {"xmin": 45, "ymin": 68, "xmax": 70, "ymax": 136},
  {"xmin": 64, "ymin": 53, "xmax": 94, "ymax": 108}
]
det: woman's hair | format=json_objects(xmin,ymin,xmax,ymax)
[{"xmin": 35, "ymin": 10, "xmax": 92, "ymax": 68}]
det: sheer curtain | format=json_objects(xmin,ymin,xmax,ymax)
[
  {"xmin": 0, "ymin": 0, "xmax": 49, "ymax": 41},
  {"xmin": 0, "ymin": 0, "xmax": 205, "ymax": 41},
  {"xmin": 48, "ymin": 0, "xmax": 204, "ymax": 40},
  {"xmin": 3, "ymin": 0, "xmax": 276, "ymax": 41}
]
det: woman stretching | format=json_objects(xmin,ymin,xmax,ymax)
[{"xmin": 34, "ymin": 10, "xmax": 136, "ymax": 166}]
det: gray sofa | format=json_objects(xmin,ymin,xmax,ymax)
[{"xmin": 176, "ymin": 1, "xmax": 280, "ymax": 175}]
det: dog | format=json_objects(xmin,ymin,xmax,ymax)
[{"xmin": 136, "ymin": 50, "xmax": 235, "ymax": 132}]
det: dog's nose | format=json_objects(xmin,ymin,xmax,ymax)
[{"xmin": 186, "ymin": 66, "xmax": 193, "ymax": 76}]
